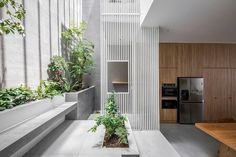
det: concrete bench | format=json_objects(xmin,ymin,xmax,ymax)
[{"xmin": 0, "ymin": 102, "xmax": 77, "ymax": 157}]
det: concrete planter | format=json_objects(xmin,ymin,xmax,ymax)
[
  {"xmin": 84, "ymin": 118, "xmax": 140, "ymax": 157},
  {"xmin": 103, "ymin": 119, "xmax": 140, "ymax": 157},
  {"xmin": 65, "ymin": 86, "xmax": 95, "ymax": 120},
  {"xmin": 0, "ymin": 95, "xmax": 65, "ymax": 133}
]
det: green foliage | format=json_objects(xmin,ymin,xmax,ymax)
[
  {"xmin": 68, "ymin": 39, "xmax": 94, "ymax": 91},
  {"xmin": 0, "ymin": 86, "xmax": 35, "ymax": 111},
  {"xmin": 89, "ymin": 92, "xmax": 128, "ymax": 145},
  {"xmin": 35, "ymin": 80, "xmax": 62, "ymax": 99},
  {"xmin": 0, "ymin": 0, "xmax": 26, "ymax": 35},
  {"xmin": 59, "ymin": 21, "xmax": 94, "ymax": 92},
  {"xmin": 0, "ymin": 81, "xmax": 62, "ymax": 111},
  {"xmin": 47, "ymin": 56, "xmax": 67, "ymax": 87},
  {"xmin": 61, "ymin": 21, "xmax": 86, "ymax": 41},
  {"xmin": 115, "ymin": 127, "xmax": 128, "ymax": 144}
]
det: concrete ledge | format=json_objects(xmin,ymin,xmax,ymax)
[
  {"xmin": 65, "ymin": 86, "xmax": 95, "ymax": 120},
  {"xmin": 0, "ymin": 95, "xmax": 65, "ymax": 133},
  {"xmin": 0, "ymin": 102, "xmax": 77, "ymax": 157}
]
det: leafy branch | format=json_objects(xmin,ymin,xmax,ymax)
[{"xmin": 0, "ymin": 0, "xmax": 26, "ymax": 35}]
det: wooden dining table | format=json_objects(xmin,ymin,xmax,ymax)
[{"xmin": 196, "ymin": 123, "xmax": 236, "ymax": 157}]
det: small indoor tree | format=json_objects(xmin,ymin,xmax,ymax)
[
  {"xmin": 0, "ymin": 0, "xmax": 26, "ymax": 35},
  {"xmin": 89, "ymin": 92, "xmax": 129, "ymax": 147}
]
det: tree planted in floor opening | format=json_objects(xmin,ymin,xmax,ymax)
[{"xmin": 89, "ymin": 92, "xmax": 129, "ymax": 147}]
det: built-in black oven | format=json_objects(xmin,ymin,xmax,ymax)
[
  {"xmin": 162, "ymin": 83, "xmax": 177, "ymax": 97},
  {"xmin": 162, "ymin": 100, "xmax": 177, "ymax": 109}
]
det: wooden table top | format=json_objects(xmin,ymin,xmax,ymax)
[{"xmin": 195, "ymin": 123, "xmax": 236, "ymax": 151}]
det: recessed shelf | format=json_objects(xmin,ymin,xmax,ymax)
[{"xmin": 112, "ymin": 81, "xmax": 128, "ymax": 84}]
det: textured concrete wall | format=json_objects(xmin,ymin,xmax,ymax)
[
  {"xmin": 0, "ymin": 0, "xmax": 81, "ymax": 89},
  {"xmin": 65, "ymin": 86, "xmax": 95, "ymax": 120},
  {"xmin": 82, "ymin": 0, "xmax": 101, "ymax": 110}
]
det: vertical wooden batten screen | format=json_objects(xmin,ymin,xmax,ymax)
[{"xmin": 100, "ymin": 0, "xmax": 159, "ymax": 130}]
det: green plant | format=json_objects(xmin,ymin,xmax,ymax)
[
  {"xmin": 0, "ymin": 0, "xmax": 26, "ymax": 35},
  {"xmin": 0, "ymin": 86, "xmax": 35, "ymax": 111},
  {"xmin": 61, "ymin": 21, "xmax": 86, "ymax": 41},
  {"xmin": 61, "ymin": 21, "xmax": 87, "ymax": 61},
  {"xmin": 47, "ymin": 56, "xmax": 67, "ymax": 89},
  {"xmin": 60, "ymin": 21, "xmax": 94, "ymax": 92},
  {"xmin": 68, "ymin": 39, "xmax": 94, "ymax": 91},
  {"xmin": 35, "ymin": 80, "xmax": 62, "ymax": 99},
  {"xmin": 89, "ymin": 92, "xmax": 128, "ymax": 145}
]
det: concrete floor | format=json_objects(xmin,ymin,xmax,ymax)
[
  {"xmin": 160, "ymin": 123, "xmax": 220, "ymax": 157},
  {"xmin": 24, "ymin": 120, "xmax": 180, "ymax": 157},
  {"xmin": 133, "ymin": 131, "xmax": 180, "ymax": 157}
]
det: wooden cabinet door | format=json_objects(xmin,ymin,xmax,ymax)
[
  {"xmin": 159, "ymin": 68, "xmax": 177, "ymax": 123},
  {"xmin": 160, "ymin": 44, "xmax": 177, "ymax": 68},
  {"xmin": 203, "ymin": 69, "xmax": 231, "ymax": 121},
  {"xmin": 230, "ymin": 69, "xmax": 236, "ymax": 120},
  {"xmin": 229, "ymin": 45, "xmax": 236, "ymax": 68},
  {"xmin": 203, "ymin": 44, "xmax": 230, "ymax": 68},
  {"xmin": 191, "ymin": 44, "xmax": 204, "ymax": 77},
  {"xmin": 177, "ymin": 44, "xmax": 192, "ymax": 77}
]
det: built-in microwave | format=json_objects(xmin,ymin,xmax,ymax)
[{"xmin": 162, "ymin": 83, "xmax": 177, "ymax": 97}]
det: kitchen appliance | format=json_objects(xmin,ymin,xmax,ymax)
[
  {"xmin": 162, "ymin": 100, "xmax": 177, "ymax": 109},
  {"xmin": 178, "ymin": 77, "xmax": 204, "ymax": 124},
  {"xmin": 162, "ymin": 83, "xmax": 177, "ymax": 97}
]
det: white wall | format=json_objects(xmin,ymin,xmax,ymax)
[
  {"xmin": 0, "ymin": 0, "xmax": 82, "ymax": 89},
  {"xmin": 140, "ymin": 0, "xmax": 154, "ymax": 24},
  {"xmin": 82, "ymin": 0, "xmax": 101, "ymax": 110}
]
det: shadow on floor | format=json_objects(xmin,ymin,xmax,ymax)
[{"xmin": 24, "ymin": 120, "xmax": 75, "ymax": 157}]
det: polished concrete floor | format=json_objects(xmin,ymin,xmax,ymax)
[{"xmin": 160, "ymin": 123, "xmax": 220, "ymax": 157}]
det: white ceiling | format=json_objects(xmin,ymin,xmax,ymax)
[{"xmin": 142, "ymin": 0, "xmax": 236, "ymax": 43}]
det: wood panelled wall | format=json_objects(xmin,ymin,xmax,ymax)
[{"xmin": 160, "ymin": 43, "xmax": 236, "ymax": 123}]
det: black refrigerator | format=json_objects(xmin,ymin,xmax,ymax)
[{"xmin": 177, "ymin": 77, "xmax": 204, "ymax": 124}]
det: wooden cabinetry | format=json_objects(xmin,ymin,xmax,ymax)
[
  {"xmin": 176, "ymin": 44, "xmax": 192, "ymax": 77},
  {"xmin": 160, "ymin": 43, "xmax": 236, "ymax": 122},
  {"xmin": 203, "ymin": 44, "xmax": 230, "ymax": 68},
  {"xmin": 229, "ymin": 45, "xmax": 236, "ymax": 68},
  {"xmin": 230, "ymin": 69, "xmax": 236, "ymax": 120},
  {"xmin": 159, "ymin": 68, "xmax": 177, "ymax": 123},
  {"xmin": 203, "ymin": 69, "xmax": 231, "ymax": 121},
  {"xmin": 191, "ymin": 44, "xmax": 204, "ymax": 76},
  {"xmin": 159, "ymin": 44, "xmax": 177, "ymax": 68}
]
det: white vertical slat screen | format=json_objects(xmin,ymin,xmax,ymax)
[{"xmin": 101, "ymin": 0, "xmax": 159, "ymax": 130}]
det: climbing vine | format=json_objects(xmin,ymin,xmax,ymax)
[{"xmin": 0, "ymin": 0, "xmax": 26, "ymax": 35}]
